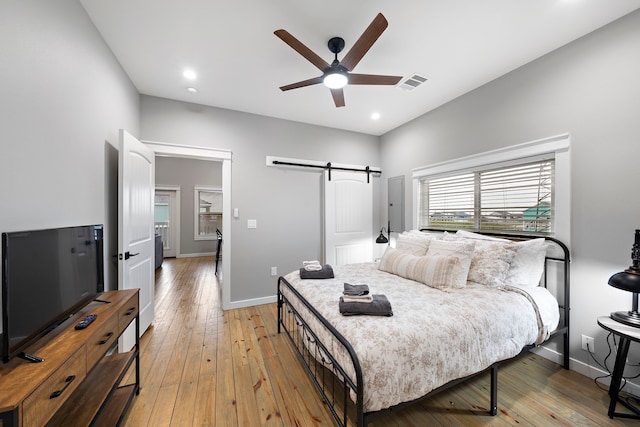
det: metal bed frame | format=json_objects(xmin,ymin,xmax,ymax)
[{"xmin": 277, "ymin": 233, "xmax": 570, "ymax": 427}]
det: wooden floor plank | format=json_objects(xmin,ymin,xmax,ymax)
[
  {"xmin": 193, "ymin": 374, "xmax": 216, "ymax": 426},
  {"xmin": 123, "ymin": 257, "xmax": 640, "ymax": 426},
  {"xmin": 215, "ymin": 311, "xmax": 239, "ymax": 427},
  {"xmin": 145, "ymin": 383, "xmax": 179, "ymax": 427}
]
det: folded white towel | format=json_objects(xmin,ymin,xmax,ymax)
[
  {"xmin": 341, "ymin": 295, "xmax": 374, "ymax": 304},
  {"xmin": 303, "ymin": 260, "xmax": 323, "ymax": 271}
]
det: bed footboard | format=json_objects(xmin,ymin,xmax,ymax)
[
  {"xmin": 278, "ymin": 276, "xmax": 364, "ymax": 427},
  {"xmin": 277, "ymin": 276, "xmax": 503, "ymax": 426}
]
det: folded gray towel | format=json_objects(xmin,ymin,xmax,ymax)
[
  {"xmin": 339, "ymin": 294, "xmax": 393, "ymax": 316},
  {"xmin": 299, "ymin": 264, "xmax": 334, "ymax": 279},
  {"xmin": 343, "ymin": 283, "xmax": 369, "ymax": 296}
]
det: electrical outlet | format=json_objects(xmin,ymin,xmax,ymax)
[
  {"xmin": 271, "ymin": 267, "xmax": 277, "ymax": 276},
  {"xmin": 581, "ymin": 335, "xmax": 594, "ymax": 352}
]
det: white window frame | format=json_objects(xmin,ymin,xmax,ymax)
[
  {"xmin": 412, "ymin": 133, "xmax": 570, "ymax": 243},
  {"xmin": 194, "ymin": 186, "xmax": 223, "ymax": 241}
]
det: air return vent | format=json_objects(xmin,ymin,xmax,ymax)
[{"xmin": 397, "ymin": 73, "xmax": 428, "ymax": 91}]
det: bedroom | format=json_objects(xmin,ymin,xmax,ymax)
[{"xmin": 1, "ymin": 0, "xmax": 640, "ymax": 425}]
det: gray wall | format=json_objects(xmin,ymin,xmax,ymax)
[
  {"xmin": 141, "ymin": 96, "xmax": 381, "ymax": 302},
  {"xmin": 155, "ymin": 157, "xmax": 222, "ymax": 255},
  {"xmin": 380, "ymin": 11, "xmax": 640, "ymax": 379},
  {"xmin": 0, "ymin": 0, "xmax": 140, "ymax": 295}
]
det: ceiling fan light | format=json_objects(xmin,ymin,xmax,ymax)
[{"xmin": 323, "ymin": 70, "xmax": 348, "ymax": 89}]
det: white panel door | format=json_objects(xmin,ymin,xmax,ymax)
[
  {"xmin": 324, "ymin": 170, "xmax": 373, "ymax": 266},
  {"xmin": 118, "ymin": 129, "xmax": 155, "ymax": 350}
]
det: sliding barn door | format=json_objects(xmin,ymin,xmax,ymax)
[{"xmin": 324, "ymin": 170, "xmax": 373, "ymax": 266}]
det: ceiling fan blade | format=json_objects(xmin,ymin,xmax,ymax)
[
  {"xmin": 279, "ymin": 76, "xmax": 324, "ymax": 91},
  {"xmin": 330, "ymin": 88, "xmax": 345, "ymax": 107},
  {"xmin": 339, "ymin": 13, "xmax": 388, "ymax": 71},
  {"xmin": 274, "ymin": 29, "xmax": 331, "ymax": 72},
  {"xmin": 348, "ymin": 73, "xmax": 402, "ymax": 85}
]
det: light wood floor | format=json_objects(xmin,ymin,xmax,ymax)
[{"xmin": 122, "ymin": 256, "xmax": 639, "ymax": 426}]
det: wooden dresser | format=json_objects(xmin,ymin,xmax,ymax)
[{"xmin": 0, "ymin": 289, "xmax": 140, "ymax": 426}]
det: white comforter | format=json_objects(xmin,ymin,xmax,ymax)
[{"xmin": 282, "ymin": 262, "xmax": 559, "ymax": 413}]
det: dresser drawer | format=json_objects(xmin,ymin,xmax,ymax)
[
  {"xmin": 86, "ymin": 316, "xmax": 119, "ymax": 368},
  {"xmin": 118, "ymin": 295, "xmax": 139, "ymax": 332},
  {"xmin": 23, "ymin": 349, "xmax": 87, "ymax": 426}
]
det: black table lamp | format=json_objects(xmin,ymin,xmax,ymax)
[
  {"xmin": 376, "ymin": 227, "xmax": 389, "ymax": 244},
  {"xmin": 609, "ymin": 229, "xmax": 640, "ymax": 327}
]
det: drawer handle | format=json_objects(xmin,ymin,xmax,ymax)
[
  {"xmin": 99, "ymin": 332, "xmax": 114, "ymax": 345},
  {"xmin": 50, "ymin": 375, "xmax": 76, "ymax": 399},
  {"xmin": 124, "ymin": 307, "xmax": 136, "ymax": 316}
]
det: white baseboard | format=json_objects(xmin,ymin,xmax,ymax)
[
  {"xmin": 533, "ymin": 345, "xmax": 640, "ymax": 397},
  {"xmin": 226, "ymin": 295, "xmax": 277, "ymax": 310},
  {"xmin": 176, "ymin": 252, "xmax": 216, "ymax": 258}
]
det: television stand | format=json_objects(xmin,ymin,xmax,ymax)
[{"xmin": 0, "ymin": 289, "xmax": 139, "ymax": 426}]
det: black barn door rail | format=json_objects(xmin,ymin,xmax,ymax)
[{"xmin": 271, "ymin": 160, "xmax": 380, "ymax": 182}]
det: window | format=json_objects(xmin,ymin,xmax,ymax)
[
  {"xmin": 412, "ymin": 134, "xmax": 570, "ymax": 238},
  {"xmin": 195, "ymin": 187, "xmax": 222, "ymax": 240},
  {"xmin": 419, "ymin": 159, "xmax": 554, "ymax": 233}
]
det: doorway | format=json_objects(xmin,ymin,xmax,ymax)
[
  {"xmin": 154, "ymin": 187, "xmax": 180, "ymax": 258},
  {"xmin": 143, "ymin": 141, "xmax": 232, "ymax": 310}
]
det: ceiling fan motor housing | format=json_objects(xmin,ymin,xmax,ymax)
[{"xmin": 328, "ymin": 37, "xmax": 345, "ymax": 55}]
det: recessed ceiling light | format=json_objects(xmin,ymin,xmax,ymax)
[
  {"xmin": 187, "ymin": 87, "xmax": 198, "ymax": 93},
  {"xmin": 371, "ymin": 112, "xmax": 381, "ymax": 120},
  {"xmin": 183, "ymin": 69, "xmax": 197, "ymax": 80}
]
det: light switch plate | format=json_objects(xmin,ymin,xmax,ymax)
[{"xmin": 247, "ymin": 219, "xmax": 257, "ymax": 229}]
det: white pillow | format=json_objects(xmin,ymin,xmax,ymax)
[
  {"xmin": 424, "ymin": 239, "xmax": 475, "ymax": 288},
  {"xmin": 505, "ymin": 238, "xmax": 547, "ymax": 287},
  {"xmin": 455, "ymin": 229, "xmax": 508, "ymax": 242},
  {"xmin": 405, "ymin": 229, "xmax": 427, "ymax": 235},
  {"xmin": 378, "ymin": 246, "xmax": 464, "ymax": 290},
  {"xmin": 452, "ymin": 230, "xmax": 547, "ymax": 287},
  {"xmin": 395, "ymin": 233, "xmax": 433, "ymax": 256}
]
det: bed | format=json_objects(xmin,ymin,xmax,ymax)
[{"xmin": 277, "ymin": 230, "xmax": 570, "ymax": 426}]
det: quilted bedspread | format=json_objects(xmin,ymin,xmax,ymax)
[{"xmin": 281, "ymin": 262, "xmax": 558, "ymax": 413}]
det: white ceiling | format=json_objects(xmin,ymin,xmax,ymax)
[{"xmin": 80, "ymin": 0, "xmax": 640, "ymax": 136}]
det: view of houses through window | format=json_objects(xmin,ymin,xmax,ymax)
[
  {"xmin": 196, "ymin": 187, "xmax": 223, "ymax": 239},
  {"xmin": 419, "ymin": 159, "xmax": 554, "ymax": 233}
]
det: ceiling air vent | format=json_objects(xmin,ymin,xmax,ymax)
[{"xmin": 397, "ymin": 73, "xmax": 428, "ymax": 91}]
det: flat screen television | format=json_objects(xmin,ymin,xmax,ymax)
[{"xmin": 1, "ymin": 224, "xmax": 104, "ymax": 363}]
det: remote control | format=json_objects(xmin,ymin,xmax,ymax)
[
  {"xmin": 20, "ymin": 352, "xmax": 44, "ymax": 363},
  {"xmin": 75, "ymin": 314, "xmax": 97, "ymax": 330}
]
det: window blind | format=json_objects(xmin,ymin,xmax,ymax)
[
  {"xmin": 419, "ymin": 159, "xmax": 554, "ymax": 234},
  {"xmin": 420, "ymin": 173, "xmax": 475, "ymax": 229}
]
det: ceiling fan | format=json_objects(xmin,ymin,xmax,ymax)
[{"xmin": 274, "ymin": 13, "xmax": 402, "ymax": 108}]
